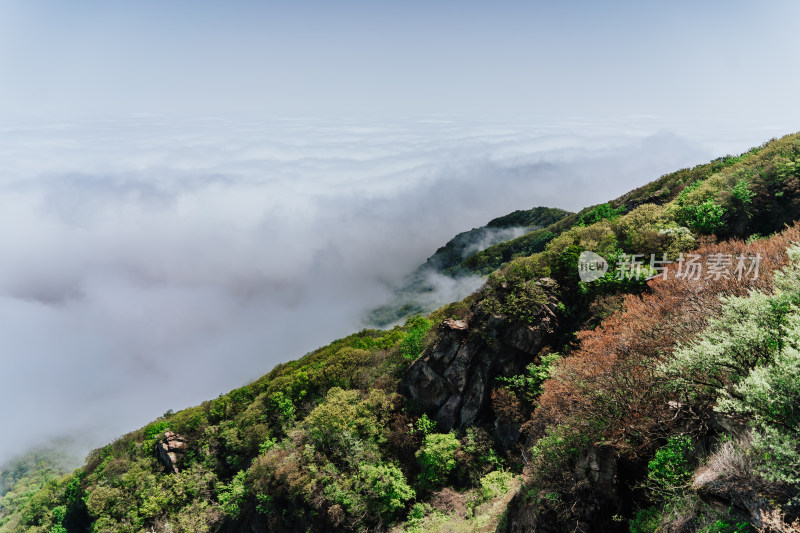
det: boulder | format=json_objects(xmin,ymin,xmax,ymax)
[
  {"xmin": 691, "ymin": 468, "xmax": 791, "ymax": 529},
  {"xmin": 155, "ymin": 431, "xmax": 187, "ymax": 474}
]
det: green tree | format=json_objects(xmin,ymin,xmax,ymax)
[
  {"xmin": 355, "ymin": 462, "xmax": 414, "ymax": 518},
  {"xmin": 416, "ymin": 433, "xmax": 460, "ymax": 490},
  {"xmin": 399, "ymin": 316, "xmax": 433, "ymax": 360}
]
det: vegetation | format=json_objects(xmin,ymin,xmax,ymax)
[
  {"xmin": 3, "ymin": 132, "xmax": 800, "ymax": 532},
  {"xmin": 416, "ymin": 433, "xmax": 460, "ymax": 490},
  {"xmin": 578, "ymin": 202, "xmax": 626, "ymax": 226}
]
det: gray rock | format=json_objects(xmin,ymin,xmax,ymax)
[
  {"xmin": 692, "ymin": 468, "xmax": 780, "ymax": 528},
  {"xmin": 400, "ymin": 288, "xmax": 558, "ymax": 438}
]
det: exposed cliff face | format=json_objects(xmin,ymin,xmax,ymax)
[
  {"xmin": 400, "ymin": 281, "xmax": 559, "ymax": 443},
  {"xmin": 155, "ymin": 431, "xmax": 187, "ymax": 474}
]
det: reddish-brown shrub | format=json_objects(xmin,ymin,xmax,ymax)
[
  {"xmin": 534, "ymin": 224, "xmax": 800, "ymax": 455},
  {"xmin": 429, "ymin": 487, "xmax": 468, "ymax": 518},
  {"xmin": 386, "ymin": 412, "xmax": 422, "ymax": 473},
  {"xmin": 491, "ymin": 387, "xmax": 524, "ymax": 424}
]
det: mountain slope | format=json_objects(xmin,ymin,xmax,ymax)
[
  {"xmin": 366, "ymin": 206, "xmax": 570, "ymax": 327},
  {"xmin": 3, "ymin": 131, "xmax": 800, "ymax": 533}
]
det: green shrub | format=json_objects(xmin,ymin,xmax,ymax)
[
  {"xmin": 647, "ymin": 436, "xmax": 693, "ymax": 490},
  {"xmin": 414, "ymin": 414, "xmax": 436, "ymax": 437},
  {"xmin": 405, "ymin": 502, "xmax": 432, "ymax": 528},
  {"xmin": 416, "ymin": 433, "xmax": 460, "ymax": 490},
  {"xmin": 579, "ymin": 203, "xmax": 625, "ymax": 226},
  {"xmin": 217, "ymin": 470, "xmax": 247, "ymax": 519},
  {"xmin": 143, "ymin": 420, "xmax": 170, "ymax": 440},
  {"xmin": 678, "ymin": 198, "xmax": 726, "ymax": 234},
  {"xmin": 528, "ymin": 424, "xmax": 592, "ymax": 492},
  {"xmin": 629, "ymin": 506, "xmax": 660, "ymax": 533},
  {"xmin": 731, "ymin": 177, "xmax": 755, "ymax": 205},
  {"xmin": 303, "ymin": 387, "xmax": 394, "ymax": 467},
  {"xmin": 267, "ymin": 391, "xmax": 295, "ymax": 432},
  {"xmin": 497, "ymin": 353, "xmax": 561, "ymax": 402},
  {"xmin": 577, "ymin": 253, "xmax": 655, "ymax": 299},
  {"xmin": 697, "ymin": 519, "xmax": 751, "ymax": 533},
  {"xmin": 322, "ymin": 461, "xmax": 415, "ymax": 526},
  {"xmin": 461, "ymin": 427, "xmax": 502, "ymax": 478},
  {"xmin": 355, "ymin": 462, "xmax": 415, "ymax": 518},
  {"xmin": 751, "ymin": 425, "xmax": 800, "ymax": 485},
  {"xmin": 479, "ymin": 470, "xmax": 515, "ymax": 500},
  {"xmin": 399, "ymin": 315, "xmax": 433, "ymax": 360},
  {"xmin": 479, "ymin": 261, "xmax": 551, "ymax": 323},
  {"xmin": 663, "ymin": 290, "xmax": 788, "ymax": 398}
]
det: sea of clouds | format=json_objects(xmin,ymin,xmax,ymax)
[{"xmin": 0, "ymin": 115, "xmax": 786, "ymax": 463}]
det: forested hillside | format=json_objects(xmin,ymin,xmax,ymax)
[
  {"xmin": 368, "ymin": 206, "xmax": 570, "ymax": 326},
  {"xmin": 3, "ymin": 132, "xmax": 800, "ymax": 533}
]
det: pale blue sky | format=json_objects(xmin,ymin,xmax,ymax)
[{"xmin": 1, "ymin": 0, "xmax": 799, "ymax": 121}]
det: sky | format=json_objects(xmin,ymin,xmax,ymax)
[
  {"xmin": 0, "ymin": 1, "xmax": 799, "ymax": 121},
  {"xmin": 0, "ymin": 1, "xmax": 799, "ymax": 463}
]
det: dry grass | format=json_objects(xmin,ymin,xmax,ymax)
[
  {"xmin": 757, "ymin": 508, "xmax": 800, "ymax": 532},
  {"xmin": 703, "ymin": 432, "xmax": 755, "ymax": 481}
]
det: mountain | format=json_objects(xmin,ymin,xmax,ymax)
[
  {"xmin": 367, "ymin": 207, "xmax": 571, "ymax": 327},
  {"xmin": 3, "ymin": 132, "xmax": 800, "ymax": 533}
]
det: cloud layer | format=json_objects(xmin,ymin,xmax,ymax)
[{"xmin": 0, "ymin": 115, "xmax": 781, "ymax": 463}]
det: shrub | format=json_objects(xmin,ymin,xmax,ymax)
[
  {"xmin": 355, "ymin": 462, "xmax": 415, "ymax": 518},
  {"xmin": 479, "ymin": 470, "xmax": 515, "ymax": 501},
  {"xmin": 490, "ymin": 388, "xmax": 523, "ymax": 424},
  {"xmin": 612, "ymin": 204, "xmax": 666, "ymax": 244},
  {"xmin": 679, "ymin": 198, "xmax": 726, "ymax": 234},
  {"xmin": 647, "ymin": 436, "xmax": 693, "ymax": 490},
  {"xmin": 303, "ymin": 387, "xmax": 395, "ymax": 466},
  {"xmin": 630, "ymin": 506, "xmax": 661, "ymax": 533},
  {"xmin": 751, "ymin": 425, "xmax": 800, "ymax": 486},
  {"xmin": 731, "ymin": 177, "xmax": 755, "ymax": 205},
  {"xmin": 399, "ymin": 315, "xmax": 434, "ymax": 360},
  {"xmin": 267, "ymin": 391, "xmax": 295, "ymax": 433},
  {"xmin": 481, "ymin": 278, "xmax": 548, "ymax": 321},
  {"xmin": 143, "ymin": 420, "xmax": 170, "ymax": 440},
  {"xmin": 321, "ymin": 461, "xmax": 415, "ymax": 527},
  {"xmin": 719, "ymin": 342, "xmax": 800, "ymax": 429},
  {"xmin": 417, "ymin": 433, "xmax": 460, "ymax": 490},
  {"xmin": 663, "ymin": 290, "xmax": 786, "ymax": 398},
  {"xmin": 579, "ymin": 203, "xmax": 625, "ymax": 226},
  {"xmin": 527, "ymin": 424, "xmax": 591, "ymax": 491},
  {"xmin": 414, "ymin": 414, "xmax": 436, "ymax": 437},
  {"xmin": 497, "ymin": 353, "xmax": 561, "ymax": 403},
  {"xmin": 406, "ymin": 502, "xmax": 431, "ymax": 527},
  {"xmin": 697, "ymin": 519, "xmax": 751, "ymax": 533},
  {"xmin": 216, "ymin": 470, "xmax": 247, "ymax": 519}
]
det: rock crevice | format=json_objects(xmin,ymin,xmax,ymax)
[{"xmin": 400, "ymin": 291, "xmax": 558, "ymax": 437}]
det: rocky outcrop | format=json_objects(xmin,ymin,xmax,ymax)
[
  {"xmin": 155, "ymin": 431, "xmax": 187, "ymax": 474},
  {"xmin": 400, "ymin": 284, "xmax": 558, "ymax": 439},
  {"xmin": 691, "ymin": 468, "xmax": 792, "ymax": 530}
]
